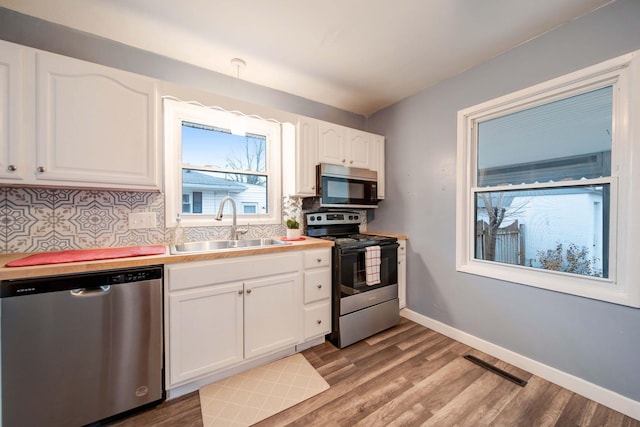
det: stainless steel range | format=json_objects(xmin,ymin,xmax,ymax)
[{"xmin": 306, "ymin": 210, "xmax": 399, "ymax": 348}]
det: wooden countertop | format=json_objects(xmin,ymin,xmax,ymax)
[{"xmin": 0, "ymin": 237, "xmax": 333, "ymax": 281}]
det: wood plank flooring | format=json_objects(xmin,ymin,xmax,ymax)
[{"xmin": 108, "ymin": 318, "xmax": 639, "ymax": 426}]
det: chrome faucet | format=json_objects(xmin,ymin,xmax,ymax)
[{"xmin": 215, "ymin": 196, "xmax": 248, "ymax": 240}]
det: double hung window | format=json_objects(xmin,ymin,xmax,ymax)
[
  {"xmin": 164, "ymin": 99, "xmax": 282, "ymax": 227},
  {"xmin": 456, "ymin": 50, "xmax": 640, "ymax": 307}
]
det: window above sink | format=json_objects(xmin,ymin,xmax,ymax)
[{"xmin": 163, "ymin": 99, "xmax": 283, "ymax": 228}]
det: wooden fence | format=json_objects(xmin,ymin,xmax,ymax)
[{"xmin": 476, "ymin": 220, "xmax": 525, "ymax": 265}]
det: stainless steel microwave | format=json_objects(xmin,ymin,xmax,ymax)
[{"xmin": 316, "ymin": 163, "xmax": 379, "ymax": 208}]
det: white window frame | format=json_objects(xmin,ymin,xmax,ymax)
[
  {"xmin": 456, "ymin": 50, "xmax": 640, "ymax": 307},
  {"xmin": 164, "ymin": 98, "xmax": 282, "ymax": 228}
]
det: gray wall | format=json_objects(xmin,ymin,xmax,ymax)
[{"xmin": 368, "ymin": 0, "xmax": 640, "ymax": 401}]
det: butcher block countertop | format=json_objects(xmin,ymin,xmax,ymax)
[{"xmin": 0, "ymin": 237, "xmax": 333, "ymax": 281}]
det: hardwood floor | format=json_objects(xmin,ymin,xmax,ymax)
[{"xmin": 108, "ymin": 318, "xmax": 639, "ymax": 426}]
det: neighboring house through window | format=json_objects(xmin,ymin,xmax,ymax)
[{"xmin": 456, "ymin": 49, "xmax": 640, "ymax": 307}]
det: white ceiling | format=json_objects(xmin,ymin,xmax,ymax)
[{"xmin": 0, "ymin": 0, "xmax": 613, "ymax": 116}]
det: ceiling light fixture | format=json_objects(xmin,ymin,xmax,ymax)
[{"xmin": 230, "ymin": 58, "xmax": 246, "ymax": 79}]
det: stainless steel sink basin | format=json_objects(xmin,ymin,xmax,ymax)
[{"xmin": 170, "ymin": 238, "xmax": 290, "ymax": 254}]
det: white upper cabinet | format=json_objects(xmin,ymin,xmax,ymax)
[
  {"xmin": 0, "ymin": 40, "xmax": 160, "ymax": 190},
  {"xmin": 318, "ymin": 121, "xmax": 347, "ymax": 165},
  {"xmin": 35, "ymin": 52, "xmax": 159, "ymax": 190},
  {"xmin": 318, "ymin": 121, "xmax": 371, "ymax": 169},
  {"xmin": 346, "ymin": 128, "xmax": 372, "ymax": 168},
  {"xmin": 282, "ymin": 118, "xmax": 318, "ymax": 197},
  {"xmin": 372, "ymin": 134, "xmax": 385, "ymax": 199},
  {"xmin": 0, "ymin": 40, "xmax": 30, "ymax": 182}
]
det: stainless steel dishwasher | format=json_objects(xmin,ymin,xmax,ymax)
[{"xmin": 1, "ymin": 265, "xmax": 164, "ymax": 427}]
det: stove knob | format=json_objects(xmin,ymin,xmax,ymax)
[
  {"xmin": 316, "ymin": 215, "xmax": 321, "ymax": 221},
  {"xmin": 309, "ymin": 217, "xmax": 315, "ymax": 221},
  {"xmin": 354, "ymin": 215, "xmax": 359, "ymax": 221}
]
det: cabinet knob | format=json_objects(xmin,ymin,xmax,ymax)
[
  {"xmin": 316, "ymin": 320, "xmax": 322, "ymax": 325},
  {"xmin": 37, "ymin": 166, "xmax": 46, "ymax": 173},
  {"xmin": 238, "ymin": 290, "xmax": 243, "ymax": 295},
  {"xmin": 246, "ymin": 289, "xmax": 252, "ymax": 294},
  {"xmin": 316, "ymin": 258, "xmax": 322, "ymax": 263},
  {"xmin": 7, "ymin": 164, "xmax": 16, "ymax": 172},
  {"xmin": 341, "ymin": 159, "xmax": 346, "ymax": 163},
  {"xmin": 317, "ymin": 284, "xmax": 322, "ymax": 289},
  {"xmin": 349, "ymin": 160, "xmax": 353, "ymax": 164}
]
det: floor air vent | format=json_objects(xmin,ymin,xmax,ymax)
[{"xmin": 463, "ymin": 354, "xmax": 528, "ymax": 387}]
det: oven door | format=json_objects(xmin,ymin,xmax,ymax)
[
  {"xmin": 317, "ymin": 164, "xmax": 378, "ymax": 208},
  {"xmin": 337, "ymin": 243, "xmax": 398, "ymax": 297}
]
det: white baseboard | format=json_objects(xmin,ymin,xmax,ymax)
[{"xmin": 401, "ymin": 308, "xmax": 640, "ymax": 421}]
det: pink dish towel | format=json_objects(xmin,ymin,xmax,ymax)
[{"xmin": 365, "ymin": 245, "xmax": 381, "ymax": 286}]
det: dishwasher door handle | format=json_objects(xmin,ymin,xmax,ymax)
[{"xmin": 70, "ymin": 285, "xmax": 111, "ymax": 297}]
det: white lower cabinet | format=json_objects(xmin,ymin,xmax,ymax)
[
  {"xmin": 398, "ymin": 239, "xmax": 407, "ymax": 309},
  {"xmin": 165, "ymin": 249, "xmax": 330, "ymax": 390},
  {"xmin": 302, "ymin": 249, "xmax": 332, "ymax": 339},
  {"xmin": 244, "ymin": 273, "xmax": 300, "ymax": 359},
  {"xmin": 168, "ymin": 281, "xmax": 244, "ymax": 385}
]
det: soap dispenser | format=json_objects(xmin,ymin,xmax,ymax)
[{"xmin": 173, "ymin": 214, "xmax": 185, "ymax": 247}]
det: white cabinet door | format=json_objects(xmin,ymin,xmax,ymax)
[
  {"xmin": 244, "ymin": 272, "xmax": 301, "ymax": 359},
  {"xmin": 0, "ymin": 40, "xmax": 30, "ymax": 182},
  {"xmin": 283, "ymin": 117, "xmax": 318, "ymax": 196},
  {"xmin": 296, "ymin": 117, "xmax": 319, "ymax": 195},
  {"xmin": 35, "ymin": 51, "xmax": 159, "ymax": 190},
  {"xmin": 303, "ymin": 268, "xmax": 331, "ymax": 304},
  {"xmin": 398, "ymin": 239, "xmax": 407, "ymax": 309},
  {"xmin": 304, "ymin": 301, "xmax": 331, "ymax": 339},
  {"xmin": 168, "ymin": 281, "xmax": 244, "ymax": 385},
  {"xmin": 346, "ymin": 129, "xmax": 372, "ymax": 169},
  {"xmin": 372, "ymin": 134, "xmax": 385, "ymax": 199},
  {"xmin": 318, "ymin": 121, "xmax": 347, "ymax": 165}
]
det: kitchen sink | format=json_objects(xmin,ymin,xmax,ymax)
[{"xmin": 170, "ymin": 238, "xmax": 290, "ymax": 255}]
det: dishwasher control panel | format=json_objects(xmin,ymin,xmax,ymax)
[{"xmin": 0, "ymin": 265, "xmax": 163, "ymax": 297}]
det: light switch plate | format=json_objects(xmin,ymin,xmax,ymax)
[{"xmin": 128, "ymin": 212, "xmax": 157, "ymax": 229}]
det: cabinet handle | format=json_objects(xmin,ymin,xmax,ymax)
[
  {"xmin": 238, "ymin": 290, "xmax": 243, "ymax": 295},
  {"xmin": 7, "ymin": 164, "xmax": 16, "ymax": 172},
  {"xmin": 246, "ymin": 289, "xmax": 252, "ymax": 294},
  {"xmin": 37, "ymin": 166, "xmax": 46, "ymax": 173},
  {"xmin": 317, "ymin": 284, "xmax": 322, "ymax": 289},
  {"xmin": 316, "ymin": 320, "xmax": 322, "ymax": 325}
]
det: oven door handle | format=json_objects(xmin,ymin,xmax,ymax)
[{"xmin": 339, "ymin": 242, "xmax": 399, "ymax": 255}]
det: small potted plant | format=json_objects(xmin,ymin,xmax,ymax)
[{"xmin": 285, "ymin": 218, "xmax": 301, "ymax": 240}]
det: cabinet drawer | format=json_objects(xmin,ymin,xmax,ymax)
[
  {"xmin": 303, "ymin": 268, "xmax": 331, "ymax": 303},
  {"xmin": 304, "ymin": 248, "xmax": 331, "ymax": 269},
  {"xmin": 304, "ymin": 301, "xmax": 331, "ymax": 339}
]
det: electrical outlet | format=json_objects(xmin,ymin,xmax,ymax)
[{"xmin": 128, "ymin": 212, "xmax": 157, "ymax": 229}]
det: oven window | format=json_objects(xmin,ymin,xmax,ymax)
[{"xmin": 339, "ymin": 245, "xmax": 398, "ymax": 295}]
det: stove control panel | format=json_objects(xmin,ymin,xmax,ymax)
[{"xmin": 306, "ymin": 211, "xmax": 362, "ymax": 226}]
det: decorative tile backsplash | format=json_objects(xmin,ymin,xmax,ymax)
[{"xmin": 0, "ymin": 187, "xmax": 287, "ymax": 254}]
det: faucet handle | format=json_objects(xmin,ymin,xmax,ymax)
[{"xmin": 236, "ymin": 227, "xmax": 249, "ymax": 236}]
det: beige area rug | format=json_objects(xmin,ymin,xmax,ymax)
[{"xmin": 199, "ymin": 353, "xmax": 330, "ymax": 426}]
